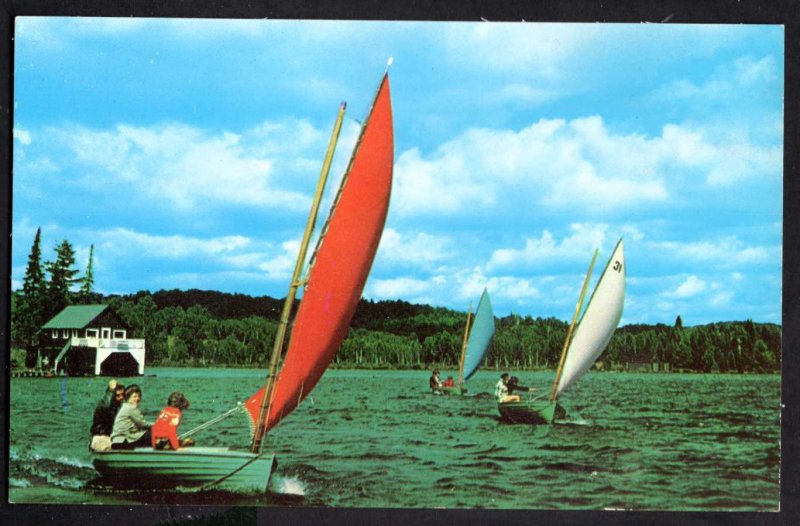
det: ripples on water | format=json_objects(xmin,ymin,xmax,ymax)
[{"xmin": 8, "ymin": 368, "xmax": 780, "ymax": 510}]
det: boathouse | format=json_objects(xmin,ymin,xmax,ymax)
[{"xmin": 39, "ymin": 305, "xmax": 146, "ymax": 376}]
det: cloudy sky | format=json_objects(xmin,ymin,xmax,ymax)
[{"xmin": 11, "ymin": 18, "xmax": 783, "ymax": 326}]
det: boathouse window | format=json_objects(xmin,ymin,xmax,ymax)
[
  {"xmin": 71, "ymin": 329, "xmax": 78, "ymax": 338},
  {"xmin": 51, "ymin": 330, "xmax": 58, "ymax": 339},
  {"xmin": 113, "ymin": 330, "xmax": 126, "ymax": 339},
  {"xmin": 86, "ymin": 329, "xmax": 98, "ymax": 338},
  {"xmin": 101, "ymin": 328, "xmax": 111, "ymax": 340},
  {"xmin": 62, "ymin": 330, "xmax": 69, "ymax": 338}
]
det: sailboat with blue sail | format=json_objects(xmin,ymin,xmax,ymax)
[{"xmin": 442, "ymin": 288, "xmax": 495, "ymax": 395}]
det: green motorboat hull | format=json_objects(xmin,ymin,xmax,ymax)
[
  {"xmin": 92, "ymin": 446, "xmax": 276, "ymax": 492},
  {"xmin": 497, "ymin": 399, "xmax": 566, "ymax": 424}
]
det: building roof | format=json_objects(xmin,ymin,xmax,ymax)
[{"xmin": 42, "ymin": 305, "xmax": 109, "ymax": 329}]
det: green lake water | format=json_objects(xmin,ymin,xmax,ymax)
[{"xmin": 8, "ymin": 368, "xmax": 780, "ymax": 510}]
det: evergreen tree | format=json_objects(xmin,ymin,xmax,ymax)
[
  {"xmin": 14, "ymin": 228, "xmax": 46, "ymax": 367},
  {"xmin": 77, "ymin": 244, "xmax": 96, "ymax": 303},
  {"xmin": 675, "ymin": 315, "xmax": 683, "ymax": 330},
  {"xmin": 44, "ymin": 239, "xmax": 80, "ymax": 321}
]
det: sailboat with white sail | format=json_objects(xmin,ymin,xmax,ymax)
[
  {"xmin": 92, "ymin": 69, "xmax": 394, "ymax": 491},
  {"xmin": 498, "ymin": 238, "xmax": 625, "ymax": 424},
  {"xmin": 442, "ymin": 288, "xmax": 495, "ymax": 395}
]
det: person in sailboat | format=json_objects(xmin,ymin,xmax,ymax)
[
  {"xmin": 495, "ymin": 373, "xmax": 520, "ymax": 403},
  {"xmin": 429, "ymin": 369, "xmax": 443, "ymax": 393},
  {"xmin": 89, "ymin": 379, "xmax": 126, "ymax": 452},
  {"xmin": 507, "ymin": 376, "xmax": 535, "ymax": 397},
  {"xmin": 151, "ymin": 391, "xmax": 195, "ymax": 450},
  {"xmin": 110, "ymin": 384, "xmax": 154, "ymax": 450}
]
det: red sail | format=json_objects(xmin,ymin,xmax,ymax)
[{"xmin": 245, "ymin": 75, "xmax": 393, "ymax": 433}]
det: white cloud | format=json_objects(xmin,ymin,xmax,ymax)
[
  {"xmin": 482, "ymin": 276, "xmax": 541, "ymax": 302},
  {"xmin": 442, "ymin": 23, "xmax": 603, "ymax": 79},
  {"xmin": 50, "ymin": 121, "xmax": 325, "ymax": 212},
  {"xmin": 376, "ymin": 228, "xmax": 453, "ymax": 266},
  {"xmin": 369, "ymin": 276, "xmax": 434, "ymax": 299},
  {"xmin": 651, "ymin": 54, "xmax": 779, "ymax": 103},
  {"xmin": 394, "ymin": 116, "xmax": 676, "ymax": 217},
  {"xmin": 488, "ymin": 224, "xmax": 612, "ymax": 270},
  {"xmin": 367, "ymin": 269, "xmax": 542, "ymax": 311},
  {"xmin": 494, "ymin": 84, "xmax": 560, "ymax": 105},
  {"xmin": 708, "ymin": 290, "xmax": 735, "ymax": 307},
  {"xmin": 13, "ymin": 127, "xmax": 31, "ymax": 145},
  {"xmin": 88, "ymin": 227, "xmax": 301, "ymax": 283},
  {"xmin": 664, "ymin": 275, "xmax": 707, "ymax": 299},
  {"xmin": 394, "ymin": 145, "xmax": 497, "ymax": 215},
  {"xmin": 95, "ymin": 228, "xmax": 250, "ymax": 259},
  {"xmin": 647, "ymin": 237, "xmax": 777, "ymax": 267},
  {"xmin": 257, "ymin": 240, "xmax": 300, "ymax": 281},
  {"xmin": 734, "ymin": 56, "xmax": 779, "ymax": 86}
]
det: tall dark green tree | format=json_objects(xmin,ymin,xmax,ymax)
[
  {"xmin": 76, "ymin": 244, "xmax": 96, "ymax": 303},
  {"xmin": 14, "ymin": 228, "xmax": 47, "ymax": 367},
  {"xmin": 44, "ymin": 239, "xmax": 80, "ymax": 321}
]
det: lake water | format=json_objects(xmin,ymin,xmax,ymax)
[{"xmin": 7, "ymin": 368, "xmax": 780, "ymax": 510}]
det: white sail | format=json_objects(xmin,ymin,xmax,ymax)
[{"xmin": 555, "ymin": 238, "xmax": 625, "ymax": 397}]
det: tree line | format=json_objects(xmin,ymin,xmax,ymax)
[
  {"xmin": 12, "ymin": 228, "xmax": 99, "ymax": 355},
  {"xmin": 11, "ymin": 230, "xmax": 781, "ymax": 373}
]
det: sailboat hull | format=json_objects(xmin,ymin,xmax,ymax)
[
  {"xmin": 92, "ymin": 447, "xmax": 276, "ymax": 492},
  {"xmin": 497, "ymin": 400, "xmax": 565, "ymax": 424}
]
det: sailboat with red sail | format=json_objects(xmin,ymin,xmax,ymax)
[{"xmin": 92, "ymin": 69, "xmax": 394, "ymax": 492}]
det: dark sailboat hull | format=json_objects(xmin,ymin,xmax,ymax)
[{"xmin": 497, "ymin": 399, "xmax": 566, "ymax": 424}]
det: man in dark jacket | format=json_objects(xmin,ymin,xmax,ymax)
[{"xmin": 89, "ymin": 379, "xmax": 125, "ymax": 450}]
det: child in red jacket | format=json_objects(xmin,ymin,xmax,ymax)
[{"xmin": 151, "ymin": 392, "xmax": 194, "ymax": 450}]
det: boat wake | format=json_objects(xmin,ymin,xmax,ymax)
[
  {"xmin": 267, "ymin": 475, "xmax": 308, "ymax": 505},
  {"xmin": 9, "ymin": 447, "xmax": 95, "ymax": 490},
  {"xmin": 556, "ymin": 418, "xmax": 592, "ymax": 426},
  {"xmin": 271, "ymin": 475, "xmax": 307, "ymax": 497}
]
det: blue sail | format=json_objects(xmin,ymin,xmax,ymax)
[{"xmin": 462, "ymin": 289, "xmax": 496, "ymax": 381}]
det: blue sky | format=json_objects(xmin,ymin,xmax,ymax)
[{"xmin": 11, "ymin": 18, "xmax": 783, "ymax": 326}]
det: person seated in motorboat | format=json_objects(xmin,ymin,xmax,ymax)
[
  {"xmin": 152, "ymin": 391, "xmax": 195, "ymax": 450},
  {"xmin": 442, "ymin": 375, "xmax": 455, "ymax": 388},
  {"xmin": 507, "ymin": 376, "xmax": 535, "ymax": 397},
  {"xmin": 495, "ymin": 373, "xmax": 520, "ymax": 403},
  {"xmin": 110, "ymin": 384, "xmax": 153, "ymax": 450},
  {"xmin": 89, "ymin": 379, "xmax": 126, "ymax": 452},
  {"xmin": 429, "ymin": 369, "xmax": 443, "ymax": 393}
]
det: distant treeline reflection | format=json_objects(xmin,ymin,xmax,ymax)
[{"xmin": 94, "ymin": 289, "xmax": 779, "ymax": 374}]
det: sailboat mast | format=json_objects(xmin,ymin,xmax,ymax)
[
  {"xmin": 549, "ymin": 248, "xmax": 599, "ymax": 402},
  {"xmin": 457, "ymin": 303, "xmax": 473, "ymax": 390},
  {"xmin": 250, "ymin": 102, "xmax": 347, "ymax": 454}
]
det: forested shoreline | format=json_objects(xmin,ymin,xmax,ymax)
[
  {"xmin": 15, "ymin": 287, "xmax": 780, "ymax": 374},
  {"xmin": 10, "ymin": 228, "xmax": 780, "ymax": 374}
]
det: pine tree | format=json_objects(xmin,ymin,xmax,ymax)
[
  {"xmin": 77, "ymin": 244, "xmax": 95, "ymax": 303},
  {"xmin": 14, "ymin": 228, "xmax": 46, "ymax": 367},
  {"xmin": 44, "ymin": 239, "xmax": 80, "ymax": 321}
]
